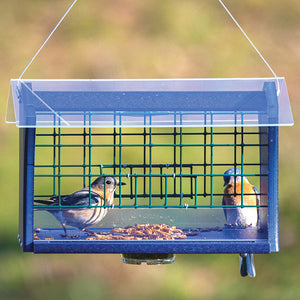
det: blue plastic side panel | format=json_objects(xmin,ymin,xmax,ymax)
[
  {"xmin": 268, "ymin": 127, "xmax": 279, "ymax": 252},
  {"xmin": 19, "ymin": 128, "xmax": 35, "ymax": 252},
  {"xmin": 264, "ymin": 82, "xmax": 279, "ymax": 252}
]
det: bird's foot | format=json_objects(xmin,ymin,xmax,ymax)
[
  {"xmin": 61, "ymin": 233, "xmax": 79, "ymax": 239},
  {"xmin": 224, "ymin": 223, "xmax": 235, "ymax": 229},
  {"xmin": 225, "ymin": 223, "xmax": 253, "ymax": 229},
  {"xmin": 82, "ymin": 228, "xmax": 97, "ymax": 236}
]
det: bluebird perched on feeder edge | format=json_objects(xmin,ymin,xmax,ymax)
[
  {"xmin": 34, "ymin": 176, "xmax": 126, "ymax": 238},
  {"xmin": 223, "ymin": 167, "xmax": 260, "ymax": 277}
]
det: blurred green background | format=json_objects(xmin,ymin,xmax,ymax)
[{"xmin": 0, "ymin": 0, "xmax": 299, "ymax": 299}]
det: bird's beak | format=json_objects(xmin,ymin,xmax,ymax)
[{"xmin": 117, "ymin": 181, "xmax": 126, "ymax": 186}]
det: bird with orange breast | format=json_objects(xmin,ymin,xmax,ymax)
[
  {"xmin": 35, "ymin": 176, "xmax": 126, "ymax": 238},
  {"xmin": 223, "ymin": 167, "xmax": 260, "ymax": 277}
]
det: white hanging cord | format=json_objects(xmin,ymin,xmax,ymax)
[
  {"xmin": 19, "ymin": 0, "xmax": 78, "ymax": 79},
  {"xmin": 218, "ymin": 0, "xmax": 280, "ymax": 96}
]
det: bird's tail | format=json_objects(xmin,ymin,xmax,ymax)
[
  {"xmin": 34, "ymin": 199, "xmax": 56, "ymax": 205},
  {"xmin": 239, "ymin": 253, "xmax": 256, "ymax": 277}
]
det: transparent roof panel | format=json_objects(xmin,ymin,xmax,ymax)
[{"xmin": 7, "ymin": 78, "xmax": 293, "ymax": 128}]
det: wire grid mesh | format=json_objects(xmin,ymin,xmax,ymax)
[{"xmin": 33, "ymin": 125, "xmax": 267, "ymax": 210}]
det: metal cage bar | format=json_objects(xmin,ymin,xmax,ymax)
[{"xmin": 33, "ymin": 125, "xmax": 266, "ymax": 209}]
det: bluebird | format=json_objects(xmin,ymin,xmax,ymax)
[
  {"xmin": 223, "ymin": 167, "xmax": 260, "ymax": 277},
  {"xmin": 34, "ymin": 176, "xmax": 126, "ymax": 238}
]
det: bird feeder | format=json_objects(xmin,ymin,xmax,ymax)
[{"xmin": 7, "ymin": 78, "xmax": 293, "ymax": 269}]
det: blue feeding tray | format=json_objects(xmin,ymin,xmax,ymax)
[{"xmin": 7, "ymin": 77, "xmax": 293, "ymax": 274}]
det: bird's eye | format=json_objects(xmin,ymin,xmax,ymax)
[{"xmin": 106, "ymin": 180, "xmax": 111, "ymax": 185}]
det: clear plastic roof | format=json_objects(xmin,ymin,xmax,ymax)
[{"xmin": 6, "ymin": 78, "xmax": 293, "ymax": 128}]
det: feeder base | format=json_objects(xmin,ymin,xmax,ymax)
[{"xmin": 121, "ymin": 253, "xmax": 175, "ymax": 265}]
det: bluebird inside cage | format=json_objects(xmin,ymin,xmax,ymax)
[{"xmin": 8, "ymin": 78, "xmax": 293, "ymax": 274}]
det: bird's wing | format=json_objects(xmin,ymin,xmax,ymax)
[
  {"xmin": 34, "ymin": 189, "xmax": 101, "ymax": 207},
  {"xmin": 60, "ymin": 188, "xmax": 101, "ymax": 206},
  {"xmin": 222, "ymin": 196, "xmax": 228, "ymax": 221},
  {"xmin": 252, "ymin": 185, "xmax": 260, "ymax": 226},
  {"xmin": 252, "ymin": 185, "xmax": 260, "ymax": 205}
]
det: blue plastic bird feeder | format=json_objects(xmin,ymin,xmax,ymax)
[{"xmin": 7, "ymin": 78, "xmax": 293, "ymax": 266}]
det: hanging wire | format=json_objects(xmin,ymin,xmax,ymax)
[
  {"xmin": 217, "ymin": 0, "xmax": 280, "ymax": 96},
  {"xmin": 18, "ymin": 0, "xmax": 280, "ymax": 97},
  {"xmin": 17, "ymin": 0, "xmax": 77, "ymax": 127},
  {"xmin": 19, "ymin": 0, "xmax": 78, "ymax": 79}
]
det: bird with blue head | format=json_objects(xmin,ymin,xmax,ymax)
[{"xmin": 223, "ymin": 167, "xmax": 260, "ymax": 277}]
